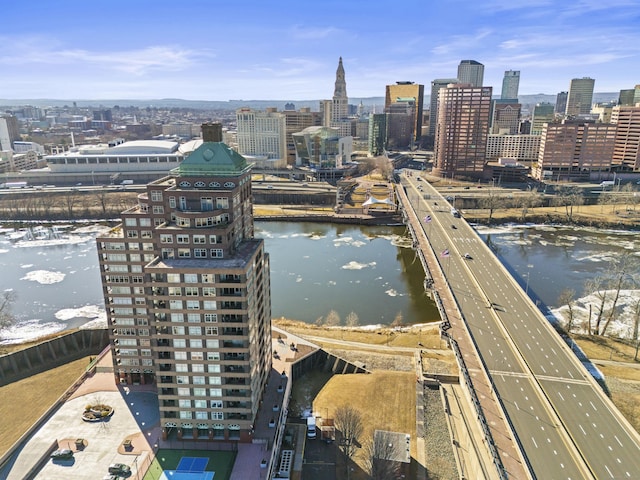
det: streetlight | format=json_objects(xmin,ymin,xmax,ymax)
[{"xmin": 525, "ymin": 264, "xmax": 534, "ymax": 295}]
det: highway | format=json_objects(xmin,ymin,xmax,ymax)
[{"xmin": 401, "ymin": 172, "xmax": 640, "ymax": 479}]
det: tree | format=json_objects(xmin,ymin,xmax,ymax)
[
  {"xmin": 0, "ymin": 291, "xmax": 17, "ymax": 331},
  {"xmin": 345, "ymin": 311, "xmax": 359, "ymax": 327},
  {"xmin": 334, "ymin": 405, "xmax": 364, "ymax": 479},
  {"xmin": 391, "ymin": 311, "xmax": 403, "ymax": 328},
  {"xmin": 557, "ymin": 288, "xmax": 576, "ymax": 333},
  {"xmin": 584, "ymin": 276, "xmax": 609, "ymax": 335},
  {"xmin": 479, "ymin": 189, "xmax": 505, "ymax": 225},
  {"xmin": 516, "ymin": 190, "xmax": 542, "ymax": 223},
  {"xmin": 364, "ymin": 431, "xmax": 401, "ymax": 480},
  {"xmin": 553, "ymin": 186, "xmax": 584, "ymax": 222},
  {"xmin": 324, "ymin": 309, "xmax": 341, "ymax": 326},
  {"xmin": 601, "ymin": 254, "xmax": 638, "ymax": 336}
]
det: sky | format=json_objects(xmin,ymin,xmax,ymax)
[{"xmin": 1, "ymin": 0, "xmax": 639, "ymax": 101}]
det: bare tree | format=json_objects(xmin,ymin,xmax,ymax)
[
  {"xmin": 584, "ymin": 276, "xmax": 609, "ymax": 335},
  {"xmin": 601, "ymin": 254, "xmax": 638, "ymax": 336},
  {"xmin": 324, "ymin": 309, "xmax": 341, "ymax": 326},
  {"xmin": 553, "ymin": 186, "xmax": 584, "ymax": 222},
  {"xmin": 63, "ymin": 191, "xmax": 81, "ymax": 217},
  {"xmin": 314, "ymin": 316, "xmax": 324, "ymax": 326},
  {"xmin": 557, "ymin": 288, "xmax": 576, "ymax": 333},
  {"xmin": 0, "ymin": 291, "xmax": 17, "ymax": 331},
  {"xmin": 345, "ymin": 311, "xmax": 359, "ymax": 327},
  {"xmin": 334, "ymin": 405, "xmax": 364, "ymax": 479},
  {"xmin": 364, "ymin": 431, "xmax": 402, "ymax": 480},
  {"xmin": 391, "ymin": 311, "xmax": 404, "ymax": 328},
  {"xmin": 516, "ymin": 190, "xmax": 542, "ymax": 223},
  {"xmin": 478, "ymin": 189, "xmax": 504, "ymax": 225},
  {"xmin": 632, "ymin": 298, "xmax": 640, "ymax": 361}
]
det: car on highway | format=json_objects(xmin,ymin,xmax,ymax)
[
  {"xmin": 451, "ymin": 224, "xmax": 457, "ymax": 229},
  {"xmin": 51, "ymin": 449, "xmax": 73, "ymax": 460},
  {"xmin": 108, "ymin": 463, "xmax": 131, "ymax": 475},
  {"xmin": 463, "ymin": 253, "xmax": 472, "ymax": 260}
]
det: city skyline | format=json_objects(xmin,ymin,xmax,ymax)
[{"xmin": 1, "ymin": 0, "xmax": 639, "ymax": 101}]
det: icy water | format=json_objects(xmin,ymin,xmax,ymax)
[{"xmin": 0, "ymin": 221, "xmax": 638, "ymax": 344}]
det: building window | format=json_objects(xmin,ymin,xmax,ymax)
[
  {"xmin": 179, "ymin": 411, "xmax": 192, "ymax": 420},
  {"xmin": 188, "ymin": 326, "xmax": 202, "ymax": 335},
  {"xmin": 152, "ymin": 205, "xmax": 164, "ymax": 214},
  {"xmin": 205, "ymin": 327, "xmax": 218, "ymax": 336},
  {"xmin": 169, "ymin": 287, "xmax": 182, "ymax": 296},
  {"xmin": 151, "ymin": 191, "xmax": 163, "ymax": 202},
  {"xmin": 204, "ymin": 313, "xmax": 217, "ymax": 323},
  {"xmin": 167, "ymin": 273, "xmax": 181, "ymax": 283},
  {"xmin": 211, "ymin": 400, "xmax": 223, "ymax": 409},
  {"xmin": 169, "ymin": 300, "xmax": 183, "ymax": 309},
  {"xmin": 176, "ymin": 364, "xmax": 188, "ymax": 372},
  {"xmin": 140, "ymin": 218, "xmax": 151, "ymax": 227},
  {"xmin": 186, "ymin": 300, "xmax": 199, "ymax": 310},
  {"xmin": 208, "ymin": 364, "xmax": 221, "ymax": 373},
  {"xmin": 194, "ymin": 388, "xmax": 206, "ymax": 396},
  {"xmin": 172, "ymin": 326, "xmax": 185, "ymax": 335},
  {"xmin": 202, "ymin": 287, "xmax": 216, "ymax": 297},
  {"xmin": 201, "ymin": 274, "xmax": 214, "ymax": 283},
  {"xmin": 179, "ymin": 399, "xmax": 191, "ymax": 408},
  {"xmin": 162, "ymin": 249, "xmax": 174, "ymax": 259},
  {"xmin": 209, "ymin": 376, "xmax": 221, "ymax": 385},
  {"xmin": 171, "ymin": 313, "xmax": 184, "ymax": 322},
  {"xmin": 160, "ymin": 234, "xmax": 173, "ymax": 244},
  {"xmin": 206, "ymin": 339, "xmax": 219, "ymax": 349},
  {"xmin": 176, "ymin": 217, "xmax": 190, "ymax": 227},
  {"xmin": 212, "ymin": 412, "xmax": 224, "ymax": 420},
  {"xmin": 195, "ymin": 411, "xmax": 208, "ymax": 420},
  {"xmin": 194, "ymin": 400, "xmax": 207, "ymax": 409},
  {"xmin": 169, "ymin": 197, "xmax": 176, "ymax": 208},
  {"xmin": 203, "ymin": 301, "xmax": 217, "ymax": 310},
  {"xmin": 185, "ymin": 287, "xmax": 198, "ymax": 296},
  {"xmin": 207, "ymin": 352, "xmax": 220, "ymax": 361},
  {"xmin": 191, "ymin": 339, "xmax": 203, "ymax": 349},
  {"xmin": 125, "ymin": 218, "xmax": 137, "ymax": 227},
  {"xmin": 178, "ymin": 249, "xmax": 190, "ymax": 258},
  {"xmin": 177, "ymin": 234, "xmax": 189, "ymax": 244},
  {"xmin": 193, "ymin": 235, "xmax": 206, "ymax": 244},
  {"xmin": 194, "ymin": 249, "xmax": 207, "ymax": 258},
  {"xmin": 187, "ymin": 313, "xmax": 200, "ymax": 323},
  {"xmin": 210, "ymin": 388, "xmax": 222, "ymax": 397},
  {"xmin": 210, "ymin": 249, "xmax": 224, "ymax": 258},
  {"xmin": 216, "ymin": 197, "xmax": 229, "ymax": 209},
  {"xmin": 192, "ymin": 364, "xmax": 205, "ymax": 373},
  {"xmin": 177, "ymin": 376, "xmax": 188, "ymax": 384},
  {"xmin": 184, "ymin": 274, "xmax": 198, "ymax": 283},
  {"xmin": 174, "ymin": 339, "xmax": 186, "ymax": 348},
  {"xmin": 175, "ymin": 351, "xmax": 187, "ymax": 360},
  {"xmin": 193, "ymin": 376, "xmax": 205, "ymax": 385},
  {"xmin": 126, "ymin": 230, "xmax": 138, "ymax": 238}
]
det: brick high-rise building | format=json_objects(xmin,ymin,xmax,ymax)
[
  {"xmin": 385, "ymin": 81, "xmax": 424, "ymax": 146},
  {"xmin": 611, "ymin": 105, "xmax": 640, "ymax": 170},
  {"xmin": 433, "ymin": 84, "xmax": 492, "ymax": 178},
  {"xmin": 97, "ymin": 123, "xmax": 272, "ymax": 442}
]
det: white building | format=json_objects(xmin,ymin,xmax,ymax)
[
  {"xmin": 235, "ymin": 108, "xmax": 287, "ymax": 161},
  {"xmin": 486, "ymin": 134, "xmax": 541, "ymax": 163}
]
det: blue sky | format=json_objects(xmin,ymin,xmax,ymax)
[{"xmin": 1, "ymin": 0, "xmax": 639, "ymax": 101}]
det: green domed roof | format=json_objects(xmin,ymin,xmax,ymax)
[{"xmin": 173, "ymin": 142, "xmax": 252, "ymax": 176}]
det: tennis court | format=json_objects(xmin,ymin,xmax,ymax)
[
  {"xmin": 143, "ymin": 449, "xmax": 235, "ymax": 480},
  {"xmin": 159, "ymin": 456, "xmax": 213, "ymax": 480}
]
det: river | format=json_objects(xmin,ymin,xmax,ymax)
[{"xmin": 0, "ymin": 221, "xmax": 638, "ymax": 344}]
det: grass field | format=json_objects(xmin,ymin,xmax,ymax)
[
  {"xmin": 142, "ymin": 449, "xmax": 236, "ymax": 480},
  {"xmin": 0, "ymin": 356, "xmax": 91, "ymax": 455}
]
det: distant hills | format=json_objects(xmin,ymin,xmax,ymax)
[{"xmin": 0, "ymin": 93, "xmax": 620, "ymax": 111}]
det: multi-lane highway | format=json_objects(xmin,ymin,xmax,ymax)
[{"xmin": 401, "ymin": 172, "xmax": 640, "ymax": 479}]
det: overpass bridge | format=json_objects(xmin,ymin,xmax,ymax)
[{"xmin": 397, "ymin": 171, "xmax": 640, "ymax": 480}]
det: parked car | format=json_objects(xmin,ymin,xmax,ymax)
[
  {"xmin": 108, "ymin": 463, "xmax": 131, "ymax": 475},
  {"xmin": 51, "ymin": 449, "xmax": 73, "ymax": 460}
]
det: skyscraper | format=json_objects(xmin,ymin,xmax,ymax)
[
  {"xmin": 531, "ymin": 103, "xmax": 556, "ymax": 135},
  {"xmin": 618, "ymin": 85, "xmax": 640, "ymax": 106},
  {"xmin": 555, "ymin": 92, "xmax": 568, "ymax": 115},
  {"xmin": 325, "ymin": 57, "xmax": 351, "ymax": 137},
  {"xmin": 490, "ymin": 99, "xmax": 521, "ymax": 135},
  {"xmin": 385, "ymin": 81, "xmax": 424, "ymax": 146},
  {"xmin": 429, "ymin": 78, "xmax": 458, "ymax": 138},
  {"xmin": 501, "ymin": 70, "xmax": 520, "ymax": 100},
  {"xmin": 565, "ymin": 77, "xmax": 595, "ymax": 117},
  {"xmin": 97, "ymin": 123, "xmax": 272, "ymax": 443},
  {"xmin": 434, "ymin": 84, "xmax": 492, "ymax": 178},
  {"xmin": 457, "ymin": 60, "xmax": 484, "ymax": 87}
]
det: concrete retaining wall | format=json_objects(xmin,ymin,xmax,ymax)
[{"xmin": 0, "ymin": 329, "xmax": 109, "ymax": 386}]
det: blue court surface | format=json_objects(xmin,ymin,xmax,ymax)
[{"xmin": 159, "ymin": 457, "xmax": 214, "ymax": 480}]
